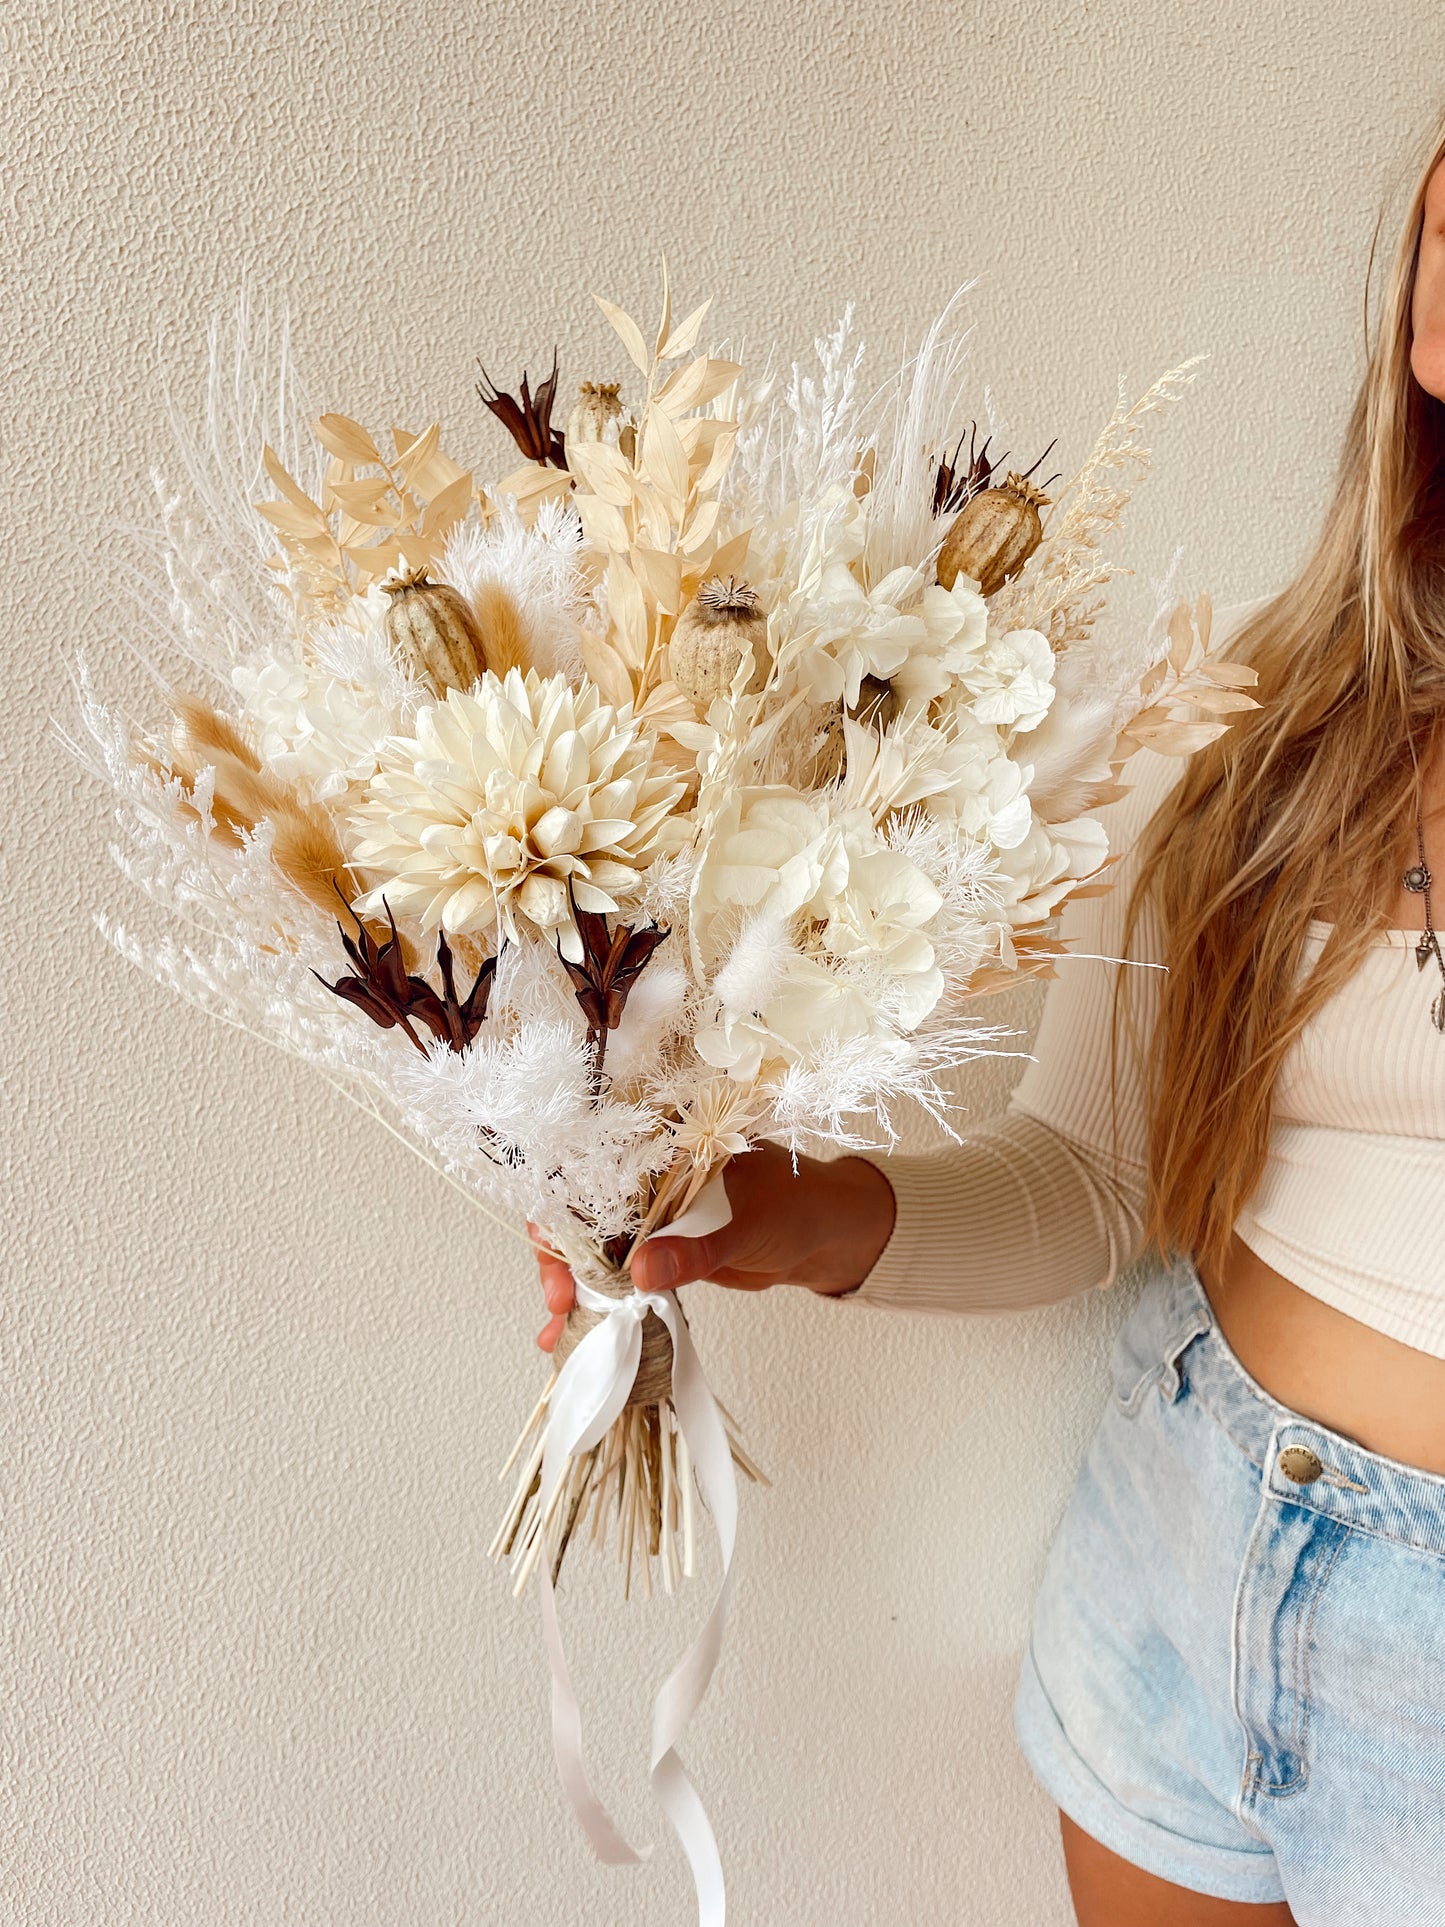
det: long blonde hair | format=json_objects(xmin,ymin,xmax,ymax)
[{"xmin": 1129, "ymin": 111, "xmax": 1445, "ymax": 1282}]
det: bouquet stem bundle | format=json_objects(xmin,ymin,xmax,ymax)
[
  {"xmin": 494, "ymin": 1155, "xmax": 769, "ymax": 1597},
  {"xmin": 493, "ymin": 1355, "xmax": 765, "ymax": 1598}
]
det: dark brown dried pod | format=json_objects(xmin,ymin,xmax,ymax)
[
  {"xmin": 557, "ymin": 899, "xmax": 669, "ymax": 1085},
  {"xmin": 475, "ymin": 351, "xmax": 569, "ymax": 468},
  {"xmin": 316, "ymin": 900, "xmax": 497, "ymax": 1055}
]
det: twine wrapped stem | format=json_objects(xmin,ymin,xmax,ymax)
[{"xmin": 550, "ymin": 1262, "xmax": 677, "ymax": 1408}]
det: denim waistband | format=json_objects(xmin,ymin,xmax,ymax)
[{"xmin": 1148, "ymin": 1253, "xmax": 1445, "ymax": 1562}]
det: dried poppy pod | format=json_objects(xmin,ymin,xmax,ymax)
[
  {"xmin": 936, "ymin": 472, "xmax": 1051, "ymax": 596},
  {"xmin": 667, "ymin": 577, "xmax": 770, "ymax": 705},
  {"xmin": 381, "ymin": 568, "xmax": 488, "ymax": 692},
  {"xmin": 565, "ymin": 380, "xmax": 626, "ymax": 455}
]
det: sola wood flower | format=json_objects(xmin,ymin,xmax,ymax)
[
  {"xmin": 672, "ymin": 1079, "xmax": 759, "ymax": 1164},
  {"xmin": 350, "ymin": 668, "xmax": 685, "ymax": 961}
]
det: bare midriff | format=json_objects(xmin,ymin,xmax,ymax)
[{"xmin": 1197, "ymin": 1233, "xmax": 1445, "ymax": 1476}]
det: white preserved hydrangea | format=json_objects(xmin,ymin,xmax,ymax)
[
  {"xmin": 992, "ymin": 813, "xmax": 1111, "ymax": 933},
  {"xmin": 772, "ymin": 485, "xmax": 926, "ymax": 708},
  {"xmin": 692, "ymin": 789, "xmax": 842, "ymax": 925},
  {"xmin": 349, "ymin": 668, "xmax": 685, "ymax": 961},
  {"xmin": 940, "ymin": 618, "xmax": 1056, "ymax": 732},
  {"xmin": 817, "ymin": 835, "xmax": 944, "ymax": 1025},
  {"xmin": 929, "ymin": 740, "xmax": 1036, "ymax": 851},
  {"xmin": 230, "ymin": 647, "xmax": 405, "ymax": 800},
  {"xmin": 889, "ymin": 576, "xmax": 990, "ymax": 709},
  {"xmin": 695, "ymin": 931, "xmax": 897, "ymax": 1082},
  {"xmin": 692, "ymin": 790, "xmax": 947, "ymax": 1075},
  {"xmin": 793, "ymin": 561, "xmax": 928, "ymax": 707}
]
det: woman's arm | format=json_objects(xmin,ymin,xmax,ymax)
[
  {"xmin": 831, "ymin": 744, "xmax": 1184, "ymax": 1313},
  {"xmin": 835, "ymin": 1114, "xmax": 1147, "ymax": 1312}
]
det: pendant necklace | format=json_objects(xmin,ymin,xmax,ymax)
[{"xmin": 1402, "ymin": 802, "xmax": 1445, "ymax": 1031}]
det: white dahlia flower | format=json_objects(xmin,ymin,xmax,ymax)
[{"xmin": 349, "ymin": 669, "xmax": 685, "ymax": 961}]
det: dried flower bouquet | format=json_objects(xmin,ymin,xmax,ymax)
[{"xmin": 68, "ymin": 279, "xmax": 1256, "ymax": 1915}]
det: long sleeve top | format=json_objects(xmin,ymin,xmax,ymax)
[{"xmin": 843, "ymin": 739, "xmax": 1173, "ymax": 1314}]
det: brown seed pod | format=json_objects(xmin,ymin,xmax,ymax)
[
  {"xmin": 667, "ymin": 577, "xmax": 770, "ymax": 705},
  {"xmin": 936, "ymin": 472, "xmax": 1051, "ymax": 596},
  {"xmin": 382, "ymin": 568, "xmax": 488, "ymax": 692},
  {"xmin": 850, "ymin": 673, "xmax": 898, "ymax": 730},
  {"xmin": 565, "ymin": 380, "xmax": 626, "ymax": 454}
]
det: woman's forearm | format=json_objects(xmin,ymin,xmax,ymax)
[{"xmin": 827, "ymin": 1110, "xmax": 1147, "ymax": 1314}]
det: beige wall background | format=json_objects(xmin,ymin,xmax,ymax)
[{"xmin": 6, "ymin": 4, "xmax": 1442, "ymax": 1922}]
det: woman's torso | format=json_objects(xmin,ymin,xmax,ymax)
[
  {"xmin": 1199, "ymin": 772, "xmax": 1445, "ymax": 1475},
  {"xmin": 1198, "ymin": 1239, "xmax": 1445, "ymax": 1474}
]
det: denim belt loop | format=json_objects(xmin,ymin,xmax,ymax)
[{"xmin": 1155, "ymin": 1255, "xmax": 1215, "ymax": 1404}]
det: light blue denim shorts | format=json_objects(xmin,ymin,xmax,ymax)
[{"xmin": 1012, "ymin": 1250, "xmax": 1445, "ymax": 1920}]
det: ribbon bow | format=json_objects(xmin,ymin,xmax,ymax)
[{"xmin": 537, "ymin": 1272, "xmax": 738, "ymax": 1927}]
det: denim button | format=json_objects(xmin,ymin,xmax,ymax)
[{"xmin": 1278, "ymin": 1445, "xmax": 1324, "ymax": 1485}]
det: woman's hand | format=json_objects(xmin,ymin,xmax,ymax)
[{"xmin": 530, "ymin": 1143, "xmax": 897, "ymax": 1350}]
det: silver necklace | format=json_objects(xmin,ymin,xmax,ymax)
[{"xmin": 1403, "ymin": 803, "xmax": 1445, "ymax": 1029}]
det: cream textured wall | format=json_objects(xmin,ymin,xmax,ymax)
[{"xmin": 6, "ymin": 5, "xmax": 1442, "ymax": 1923}]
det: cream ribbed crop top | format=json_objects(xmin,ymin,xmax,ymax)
[{"xmin": 847, "ymin": 602, "xmax": 1445, "ymax": 1360}]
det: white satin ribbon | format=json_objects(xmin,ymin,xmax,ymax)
[{"xmin": 536, "ymin": 1179, "xmax": 738, "ymax": 1926}]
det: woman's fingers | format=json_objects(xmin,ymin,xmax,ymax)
[
  {"xmin": 530, "ymin": 1222, "xmax": 578, "ymax": 1314},
  {"xmin": 530, "ymin": 1220, "xmax": 577, "ymax": 1350},
  {"xmin": 526, "ymin": 1219, "xmax": 558, "ymax": 1258},
  {"xmin": 536, "ymin": 1311, "xmax": 566, "ymax": 1352},
  {"xmin": 629, "ymin": 1149, "xmax": 804, "ymax": 1293},
  {"xmin": 630, "ymin": 1226, "xmax": 772, "ymax": 1293},
  {"xmin": 630, "ymin": 1233, "xmax": 706, "ymax": 1292},
  {"xmin": 535, "ymin": 1140, "xmax": 814, "ymax": 1315},
  {"xmin": 539, "ymin": 1258, "xmax": 576, "ymax": 1315}
]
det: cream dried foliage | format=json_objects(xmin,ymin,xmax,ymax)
[
  {"xmin": 348, "ymin": 668, "xmax": 686, "ymax": 961},
  {"xmin": 989, "ymin": 358, "xmax": 1205, "ymax": 650},
  {"xmin": 506, "ymin": 276, "xmax": 756, "ymax": 724},
  {"xmin": 1110, "ymin": 591, "xmax": 1260, "ymax": 761},
  {"xmin": 259, "ymin": 414, "xmax": 477, "ymax": 623}
]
